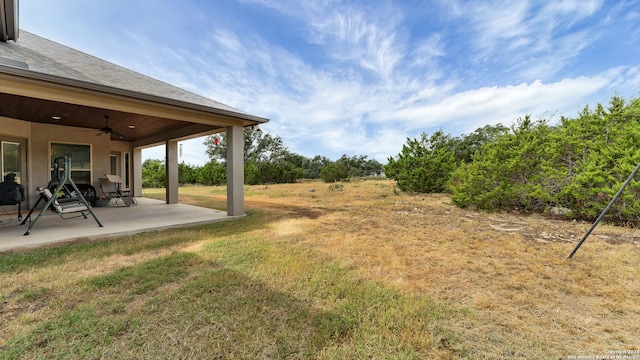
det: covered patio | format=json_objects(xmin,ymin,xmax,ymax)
[
  {"xmin": 1, "ymin": 4, "xmax": 269, "ymax": 247},
  {"xmin": 0, "ymin": 30, "xmax": 268, "ymax": 216},
  {"xmin": 0, "ymin": 197, "xmax": 240, "ymax": 252}
]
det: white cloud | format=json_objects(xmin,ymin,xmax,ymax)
[
  {"xmin": 307, "ymin": 5, "xmax": 405, "ymax": 80},
  {"xmin": 541, "ymin": 0, "xmax": 603, "ymax": 22},
  {"xmin": 395, "ymin": 75, "xmax": 612, "ymax": 134},
  {"xmin": 241, "ymin": 0, "xmax": 411, "ymax": 83},
  {"xmin": 440, "ymin": 0, "xmax": 605, "ymax": 80}
]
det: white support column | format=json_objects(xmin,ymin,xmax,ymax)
[
  {"xmin": 133, "ymin": 148, "xmax": 142, "ymax": 197},
  {"xmin": 226, "ymin": 125, "xmax": 245, "ymax": 216},
  {"xmin": 165, "ymin": 140, "xmax": 179, "ymax": 204}
]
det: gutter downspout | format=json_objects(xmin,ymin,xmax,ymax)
[{"xmin": 0, "ymin": 0, "xmax": 19, "ymax": 42}]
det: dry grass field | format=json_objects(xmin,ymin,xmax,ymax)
[
  {"xmin": 1, "ymin": 179, "xmax": 639, "ymax": 358},
  {"xmin": 239, "ymin": 180, "xmax": 640, "ymax": 357}
]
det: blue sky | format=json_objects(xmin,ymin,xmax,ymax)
[{"xmin": 20, "ymin": 0, "xmax": 640, "ymax": 165}]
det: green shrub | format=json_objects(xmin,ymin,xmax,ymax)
[
  {"xmin": 321, "ymin": 162, "xmax": 349, "ymax": 183},
  {"xmin": 448, "ymin": 96, "xmax": 640, "ymax": 221},
  {"xmin": 384, "ymin": 130, "xmax": 456, "ymax": 193}
]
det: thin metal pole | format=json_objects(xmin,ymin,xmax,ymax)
[{"xmin": 568, "ymin": 159, "xmax": 640, "ymax": 258}]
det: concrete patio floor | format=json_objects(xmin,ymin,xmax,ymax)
[{"xmin": 0, "ymin": 197, "xmax": 240, "ymax": 252}]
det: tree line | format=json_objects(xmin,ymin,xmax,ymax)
[
  {"xmin": 142, "ymin": 127, "xmax": 383, "ymax": 188},
  {"xmin": 385, "ymin": 95, "xmax": 640, "ymax": 222},
  {"xmin": 143, "ymin": 94, "xmax": 640, "ymax": 222}
]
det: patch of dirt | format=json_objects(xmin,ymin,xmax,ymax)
[
  {"xmin": 0, "ymin": 290, "xmax": 51, "ymax": 326},
  {"xmin": 349, "ymin": 192, "xmax": 640, "ymax": 246},
  {"xmin": 454, "ymin": 210, "xmax": 639, "ymax": 246}
]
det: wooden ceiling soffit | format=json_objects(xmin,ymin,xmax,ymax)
[
  {"xmin": 0, "ymin": 71, "xmax": 253, "ymax": 127},
  {"xmin": 132, "ymin": 124, "xmax": 223, "ymax": 148}
]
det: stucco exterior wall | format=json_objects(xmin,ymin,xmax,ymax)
[
  {"xmin": 1, "ymin": 117, "xmax": 134, "ymax": 207},
  {"xmin": 31, "ymin": 122, "xmax": 112, "ymax": 189},
  {"xmin": 0, "ymin": 116, "xmax": 30, "ymax": 137}
]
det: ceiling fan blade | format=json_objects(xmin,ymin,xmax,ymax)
[{"xmin": 112, "ymin": 132, "xmax": 125, "ymax": 139}]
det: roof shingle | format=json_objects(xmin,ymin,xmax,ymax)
[{"xmin": 0, "ymin": 30, "xmax": 256, "ymax": 118}]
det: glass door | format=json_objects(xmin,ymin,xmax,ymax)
[
  {"xmin": 1, "ymin": 138, "xmax": 27, "ymax": 209},
  {"xmin": 2, "ymin": 141, "xmax": 22, "ymax": 183}
]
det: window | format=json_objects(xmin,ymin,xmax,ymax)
[
  {"xmin": 2, "ymin": 141, "xmax": 21, "ymax": 183},
  {"xmin": 50, "ymin": 143, "xmax": 91, "ymax": 184},
  {"xmin": 110, "ymin": 154, "xmax": 117, "ymax": 175}
]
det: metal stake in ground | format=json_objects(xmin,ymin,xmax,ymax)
[{"xmin": 567, "ymin": 159, "xmax": 640, "ymax": 259}]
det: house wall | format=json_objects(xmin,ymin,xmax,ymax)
[
  {"xmin": 110, "ymin": 140, "xmax": 136, "ymax": 195},
  {"xmin": 31, "ymin": 122, "xmax": 112, "ymax": 191},
  {"xmin": 0, "ymin": 117, "xmax": 134, "ymax": 207},
  {"xmin": 0, "ymin": 116, "xmax": 30, "ymax": 137},
  {"xmin": 0, "ymin": 116, "xmax": 30, "ymax": 207}
]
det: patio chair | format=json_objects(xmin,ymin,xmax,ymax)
[
  {"xmin": 0, "ymin": 173, "xmax": 25, "ymax": 221},
  {"xmin": 38, "ymin": 188, "xmax": 92, "ymax": 218},
  {"xmin": 99, "ymin": 174, "xmax": 137, "ymax": 207}
]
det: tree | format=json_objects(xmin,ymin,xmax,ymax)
[
  {"xmin": 447, "ymin": 95, "xmax": 640, "ymax": 220},
  {"xmin": 204, "ymin": 127, "xmax": 287, "ymax": 163},
  {"xmin": 303, "ymin": 156, "xmax": 332, "ymax": 179},
  {"xmin": 450, "ymin": 123, "xmax": 509, "ymax": 163},
  {"xmin": 384, "ymin": 130, "xmax": 456, "ymax": 193},
  {"xmin": 549, "ymin": 96, "xmax": 640, "ymax": 220},
  {"xmin": 318, "ymin": 155, "xmax": 383, "ymax": 182},
  {"xmin": 448, "ymin": 116, "xmax": 553, "ymax": 211},
  {"xmin": 335, "ymin": 154, "xmax": 383, "ymax": 178},
  {"xmin": 204, "ymin": 127, "xmax": 305, "ymax": 184},
  {"xmin": 196, "ymin": 161, "xmax": 227, "ymax": 186},
  {"xmin": 321, "ymin": 162, "xmax": 349, "ymax": 183},
  {"xmin": 178, "ymin": 162, "xmax": 198, "ymax": 184},
  {"xmin": 363, "ymin": 158, "xmax": 384, "ymax": 176},
  {"xmin": 141, "ymin": 159, "xmax": 166, "ymax": 188}
]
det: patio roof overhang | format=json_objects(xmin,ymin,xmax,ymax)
[{"xmin": 0, "ymin": 64, "xmax": 268, "ymax": 147}]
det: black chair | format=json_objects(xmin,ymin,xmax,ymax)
[{"xmin": 0, "ymin": 173, "xmax": 25, "ymax": 220}]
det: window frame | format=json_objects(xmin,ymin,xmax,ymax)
[
  {"xmin": 124, "ymin": 152, "xmax": 131, "ymax": 189},
  {"xmin": 49, "ymin": 141, "xmax": 93, "ymax": 184},
  {"xmin": 2, "ymin": 140, "xmax": 22, "ymax": 183}
]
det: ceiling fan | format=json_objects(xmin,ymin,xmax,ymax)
[{"xmin": 96, "ymin": 115, "xmax": 125, "ymax": 139}]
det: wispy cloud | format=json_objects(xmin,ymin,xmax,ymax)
[
  {"xmin": 306, "ymin": 5, "xmax": 405, "ymax": 81},
  {"xmin": 440, "ymin": 0, "xmax": 604, "ymax": 80}
]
